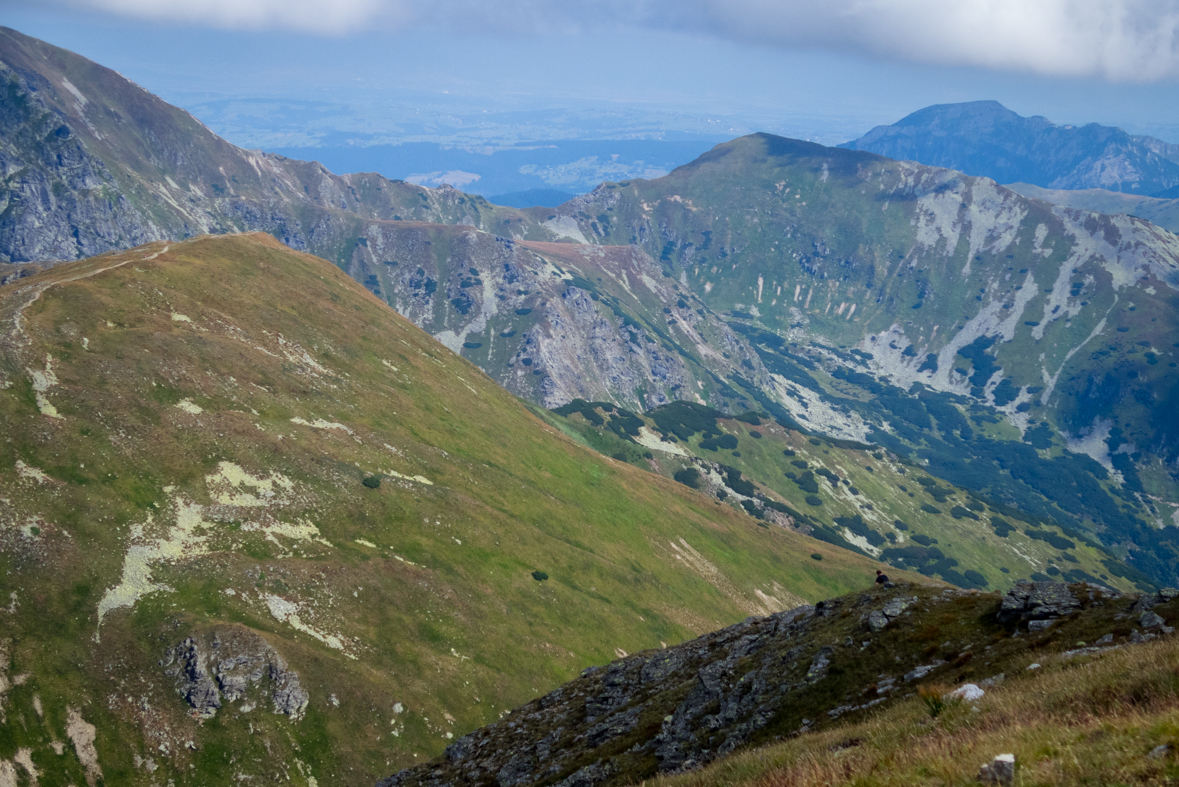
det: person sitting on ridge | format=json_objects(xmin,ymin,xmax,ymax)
[{"xmin": 875, "ymin": 569, "xmax": 890, "ymax": 586}]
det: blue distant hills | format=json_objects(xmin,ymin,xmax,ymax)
[{"xmin": 841, "ymin": 100, "xmax": 1179, "ymax": 197}]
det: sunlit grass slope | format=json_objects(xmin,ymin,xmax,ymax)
[{"xmin": 0, "ymin": 233, "xmax": 898, "ymax": 786}]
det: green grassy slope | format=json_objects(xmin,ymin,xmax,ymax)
[
  {"xmin": 0, "ymin": 233, "xmax": 907, "ymax": 786},
  {"xmin": 544, "ymin": 400, "xmax": 1140, "ymax": 595}
]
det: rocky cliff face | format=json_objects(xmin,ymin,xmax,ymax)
[
  {"xmin": 340, "ymin": 222, "xmax": 768, "ymax": 412},
  {"xmin": 841, "ymin": 100, "xmax": 1179, "ymax": 196},
  {"xmin": 379, "ymin": 580, "xmax": 1179, "ymax": 787}
]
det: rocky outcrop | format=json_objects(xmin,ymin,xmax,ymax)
[
  {"xmin": 162, "ymin": 626, "xmax": 309, "ymax": 720},
  {"xmin": 379, "ymin": 582, "xmax": 1174, "ymax": 787}
]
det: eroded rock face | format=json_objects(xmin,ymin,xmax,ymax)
[{"xmin": 162, "ymin": 626, "xmax": 308, "ymax": 720}]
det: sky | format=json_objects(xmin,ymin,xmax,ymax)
[{"xmin": 5, "ymin": 0, "xmax": 1179, "ymax": 152}]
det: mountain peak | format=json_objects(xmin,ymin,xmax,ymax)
[{"xmin": 841, "ymin": 101, "xmax": 1179, "ymax": 194}]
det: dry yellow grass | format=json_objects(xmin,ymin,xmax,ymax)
[{"xmin": 653, "ymin": 636, "xmax": 1179, "ymax": 787}]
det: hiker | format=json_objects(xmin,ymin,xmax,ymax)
[{"xmin": 875, "ymin": 569, "xmax": 890, "ymax": 586}]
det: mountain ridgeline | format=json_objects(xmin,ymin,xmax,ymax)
[{"xmin": 4, "ymin": 29, "xmax": 1179, "ymax": 589}]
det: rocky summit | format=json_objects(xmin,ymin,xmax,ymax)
[{"xmin": 381, "ymin": 580, "xmax": 1179, "ymax": 787}]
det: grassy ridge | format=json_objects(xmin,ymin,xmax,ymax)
[{"xmin": 0, "ymin": 233, "xmax": 902, "ymax": 786}]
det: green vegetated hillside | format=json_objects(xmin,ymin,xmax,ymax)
[
  {"xmin": 0, "ymin": 233, "xmax": 909, "ymax": 786},
  {"xmin": 540, "ymin": 133, "xmax": 1179, "ymax": 586},
  {"xmin": 542, "ymin": 400, "xmax": 1142, "ymax": 594},
  {"xmin": 382, "ymin": 580, "xmax": 1179, "ymax": 787}
]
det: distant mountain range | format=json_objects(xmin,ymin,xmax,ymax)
[
  {"xmin": 1007, "ymin": 183, "xmax": 1179, "ymax": 234},
  {"xmin": 5, "ymin": 26, "xmax": 1179, "ymax": 593},
  {"xmin": 841, "ymin": 100, "xmax": 1179, "ymax": 197}
]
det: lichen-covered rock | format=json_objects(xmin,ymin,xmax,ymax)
[{"xmin": 162, "ymin": 626, "xmax": 308, "ymax": 721}]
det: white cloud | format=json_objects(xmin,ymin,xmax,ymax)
[
  {"xmin": 58, "ymin": 0, "xmax": 1179, "ymax": 81},
  {"xmin": 702, "ymin": 0, "xmax": 1179, "ymax": 82},
  {"xmin": 405, "ymin": 170, "xmax": 481, "ymax": 188},
  {"xmin": 72, "ymin": 0, "xmax": 405, "ymax": 35}
]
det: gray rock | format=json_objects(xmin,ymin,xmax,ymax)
[
  {"xmin": 903, "ymin": 661, "xmax": 946, "ymax": 683},
  {"xmin": 867, "ymin": 611, "xmax": 889, "ymax": 633},
  {"xmin": 881, "ymin": 597, "xmax": 914, "ymax": 618},
  {"xmin": 806, "ymin": 647, "xmax": 834, "ymax": 682},
  {"xmin": 1149, "ymin": 744, "xmax": 1170, "ymax": 759},
  {"xmin": 1140, "ymin": 611, "xmax": 1167, "ymax": 630},
  {"xmin": 998, "ymin": 581, "xmax": 1080, "ymax": 624},
  {"xmin": 1096, "ymin": 633, "xmax": 1115, "ymax": 646},
  {"xmin": 162, "ymin": 626, "xmax": 308, "ymax": 721},
  {"xmin": 1027, "ymin": 619, "xmax": 1057, "ymax": 632},
  {"xmin": 978, "ymin": 754, "xmax": 1015, "ymax": 785}
]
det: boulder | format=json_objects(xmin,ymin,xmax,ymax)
[
  {"xmin": 978, "ymin": 754, "xmax": 1015, "ymax": 785},
  {"xmin": 948, "ymin": 683, "xmax": 985, "ymax": 702},
  {"xmin": 998, "ymin": 581, "xmax": 1080, "ymax": 624}
]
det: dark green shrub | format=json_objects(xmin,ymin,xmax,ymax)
[
  {"xmin": 673, "ymin": 468, "xmax": 702, "ymax": 489},
  {"xmin": 991, "ymin": 518, "xmax": 1014, "ymax": 537},
  {"xmin": 911, "ymin": 534, "xmax": 936, "ymax": 546},
  {"xmin": 920, "ymin": 503, "xmax": 942, "ymax": 515},
  {"xmin": 805, "ymin": 495, "xmax": 823, "ymax": 506},
  {"xmin": 794, "ymin": 471, "xmax": 820, "ymax": 494},
  {"xmin": 963, "ymin": 569, "xmax": 989, "ymax": 587},
  {"xmin": 750, "ymin": 430, "xmax": 763, "ymax": 439},
  {"xmin": 531, "ymin": 571, "xmax": 548, "ymax": 581},
  {"xmin": 810, "ymin": 553, "xmax": 823, "ymax": 561},
  {"xmin": 362, "ymin": 475, "xmax": 382, "ymax": 489},
  {"xmin": 950, "ymin": 506, "xmax": 979, "ymax": 520},
  {"xmin": 723, "ymin": 466, "xmax": 756, "ymax": 496}
]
